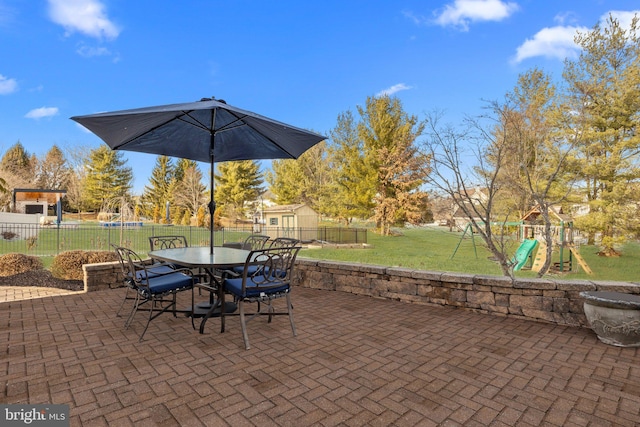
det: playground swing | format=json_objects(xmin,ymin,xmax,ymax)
[
  {"xmin": 450, "ymin": 221, "xmax": 521, "ymax": 260},
  {"xmin": 450, "ymin": 223, "xmax": 478, "ymax": 260}
]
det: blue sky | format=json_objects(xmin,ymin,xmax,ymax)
[{"xmin": 1, "ymin": 0, "xmax": 639, "ymax": 194}]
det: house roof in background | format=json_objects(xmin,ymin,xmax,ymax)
[{"xmin": 263, "ymin": 203, "xmax": 312, "ymax": 213}]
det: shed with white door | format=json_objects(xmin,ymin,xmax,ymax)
[{"xmin": 262, "ymin": 203, "xmax": 318, "ymax": 241}]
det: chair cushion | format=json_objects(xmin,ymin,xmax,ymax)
[
  {"xmin": 231, "ymin": 264, "xmax": 260, "ymax": 275},
  {"xmin": 135, "ymin": 264, "xmax": 175, "ymax": 280},
  {"xmin": 224, "ymin": 276, "xmax": 290, "ymax": 298},
  {"xmin": 137, "ymin": 264, "xmax": 203, "ymax": 283},
  {"xmin": 146, "ymin": 272, "xmax": 193, "ymax": 294}
]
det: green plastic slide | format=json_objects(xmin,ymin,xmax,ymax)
[{"xmin": 513, "ymin": 239, "xmax": 539, "ymax": 271}]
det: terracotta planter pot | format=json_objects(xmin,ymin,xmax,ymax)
[{"xmin": 581, "ymin": 291, "xmax": 640, "ymax": 347}]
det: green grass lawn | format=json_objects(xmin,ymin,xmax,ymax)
[
  {"xmin": 299, "ymin": 226, "xmax": 640, "ymax": 282},
  {"xmin": 3, "ymin": 223, "xmax": 638, "ymax": 282}
]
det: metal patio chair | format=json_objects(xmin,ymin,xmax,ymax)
[
  {"xmin": 241, "ymin": 234, "xmax": 271, "ymax": 250},
  {"xmin": 268, "ymin": 237, "xmax": 300, "ymax": 248},
  {"xmin": 113, "ymin": 244, "xmax": 176, "ymax": 318},
  {"xmin": 220, "ymin": 245, "xmax": 301, "ymax": 349},
  {"xmin": 114, "ymin": 246, "xmax": 195, "ymax": 341},
  {"xmin": 148, "ymin": 235, "xmax": 189, "ymax": 251},
  {"xmin": 149, "ymin": 235, "xmax": 207, "ymax": 287},
  {"xmin": 230, "ymin": 235, "xmax": 272, "ymax": 275}
]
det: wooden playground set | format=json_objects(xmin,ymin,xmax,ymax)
[
  {"xmin": 452, "ymin": 205, "xmax": 592, "ymax": 275},
  {"xmin": 516, "ymin": 205, "xmax": 591, "ymax": 274}
]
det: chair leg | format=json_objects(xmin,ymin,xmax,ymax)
[
  {"xmin": 286, "ymin": 293, "xmax": 296, "ymax": 337},
  {"xmin": 124, "ymin": 293, "xmax": 142, "ymax": 329},
  {"xmin": 190, "ymin": 286, "xmax": 196, "ymax": 330},
  {"xmin": 139, "ymin": 297, "xmax": 156, "ymax": 341},
  {"xmin": 172, "ymin": 292, "xmax": 178, "ymax": 318},
  {"xmin": 266, "ymin": 300, "xmax": 275, "ymax": 323},
  {"xmin": 220, "ymin": 290, "xmax": 226, "ymax": 334},
  {"xmin": 116, "ymin": 287, "xmax": 131, "ymax": 317},
  {"xmin": 239, "ymin": 300, "xmax": 251, "ymax": 350}
]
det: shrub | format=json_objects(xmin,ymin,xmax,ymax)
[
  {"xmin": 1, "ymin": 231, "xmax": 17, "ymax": 240},
  {"xmin": 51, "ymin": 250, "xmax": 118, "ymax": 280},
  {"xmin": 0, "ymin": 253, "xmax": 44, "ymax": 276}
]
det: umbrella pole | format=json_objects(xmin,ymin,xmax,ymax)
[
  {"xmin": 209, "ymin": 155, "xmax": 215, "ymax": 255},
  {"xmin": 209, "ymin": 128, "xmax": 215, "ymax": 255}
]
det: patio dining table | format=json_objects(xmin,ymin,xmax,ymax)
[{"xmin": 148, "ymin": 246, "xmax": 250, "ymax": 333}]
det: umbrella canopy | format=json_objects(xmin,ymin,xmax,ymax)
[{"xmin": 71, "ymin": 97, "xmax": 326, "ymax": 252}]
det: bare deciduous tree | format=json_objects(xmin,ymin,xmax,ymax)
[{"xmin": 424, "ymin": 112, "xmax": 517, "ymax": 278}]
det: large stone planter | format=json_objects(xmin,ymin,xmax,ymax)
[{"xmin": 580, "ymin": 291, "xmax": 640, "ymax": 347}]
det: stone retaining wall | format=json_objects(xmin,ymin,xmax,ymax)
[
  {"xmin": 83, "ymin": 261, "xmax": 122, "ymax": 292},
  {"xmin": 83, "ymin": 258, "xmax": 640, "ymax": 328},
  {"xmin": 293, "ymin": 258, "xmax": 640, "ymax": 328}
]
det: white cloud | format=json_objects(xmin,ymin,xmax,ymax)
[
  {"xmin": 76, "ymin": 44, "xmax": 112, "ymax": 58},
  {"xmin": 434, "ymin": 0, "xmax": 519, "ymax": 31},
  {"xmin": 0, "ymin": 74, "xmax": 18, "ymax": 94},
  {"xmin": 512, "ymin": 25, "xmax": 586, "ymax": 64},
  {"xmin": 553, "ymin": 12, "xmax": 578, "ymax": 26},
  {"xmin": 25, "ymin": 107, "xmax": 59, "ymax": 119},
  {"xmin": 376, "ymin": 83, "xmax": 412, "ymax": 97},
  {"xmin": 47, "ymin": 0, "xmax": 120, "ymax": 40},
  {"xmin": 512, "ymin": 9, "xmax": 640, "ymax": 64}
]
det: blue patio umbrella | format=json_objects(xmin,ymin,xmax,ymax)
[{"xmin": 71, "ymin": 97, "xmax": 326, "ymax": 253}]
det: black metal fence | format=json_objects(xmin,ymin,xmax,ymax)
[
  {"xmin": 316, "ymin": 227, "xmax": 368, "ymax": 244},
  {"xmin": 0, "ymin": 222, "xmax": 367, "ymax": 257}
]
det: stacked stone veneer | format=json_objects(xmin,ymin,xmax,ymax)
[
  {"xmin": 83, "ymin": 261, "xmax": 122, "ymax": 292},
  {"xmin": 293, "ymin": 258, "xmax": 640, "ymax": 328},
  {"xmin": 82, "ymin": 258, "xmax": 640, "ymax": 328}
]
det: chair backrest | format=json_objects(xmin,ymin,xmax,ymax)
[
  {"xmin": 268, "ymin": 237, "xmax": 300, "ymax": 249},
  {"xmin": 240, "ymin": 245, "xmax": 301, "ymax": 292},
  {"xmin": 149, "ymin": 235, "xmax": 188, "ymax": 251},
  {"xmin": 242, "ymin": 234, "xmax": 270, "ymax": 250},
  {"xmin": 112, "ymin": 244, "xmax": 132, "ymax": 283},
  {"xmin": 113, "ymin": 245, "xmax": 152, "ymax": 286}
]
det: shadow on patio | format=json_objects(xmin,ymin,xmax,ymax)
[{"xmin": 1, "ymin": 286, "xmax": 639, "ymax": 426}]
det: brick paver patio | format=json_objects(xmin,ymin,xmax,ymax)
[
  {"xmin": 0, "ymin": 286, "xmax": 82, "ymax": 302},
  {"xmin": 1, "ymin": 285, "xmax": 639, "ymax": 426}
]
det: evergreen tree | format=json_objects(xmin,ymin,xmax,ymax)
[
  {"xmin": 214, "ymin": 160, "xmax": 263, "ymax": 221},
  {"xmin": 83, "ymin": 145, "xmax": 133, "ymax": 211},
  {"xmin": 141, "ymin": 156, "xmax": 174, "ymax": 223},
  {"xmin": 357, "ymin": 95, "xmax": 430, "ymax": 235},
  {"xmin": 295, "ymin": 142, "xmax": 332, "ymax": 213},
  {"xmin": 265, "ymin": 158, "xmax": 306, "ymax": 204},
  {"xmin": 563, "ymin": 14, "xmax": 640, "ymax": 254},
  {"xmin": 0, "ymin": 141, "xmax": 34, "ymax": 183},
  {"xmin": 0, "ymin": 142, "xmax": 36, "ymax": 209},
  {"xmin": 266, "ymin": 141, "xmax": 331, "ymax": 212},
  {"xmin": 36, "ymin": 145, "xmax": 70, "ymax": 190},
  {"xmin": 328, "ymin": 110, "xmax": 377, "ymax": 224}
]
